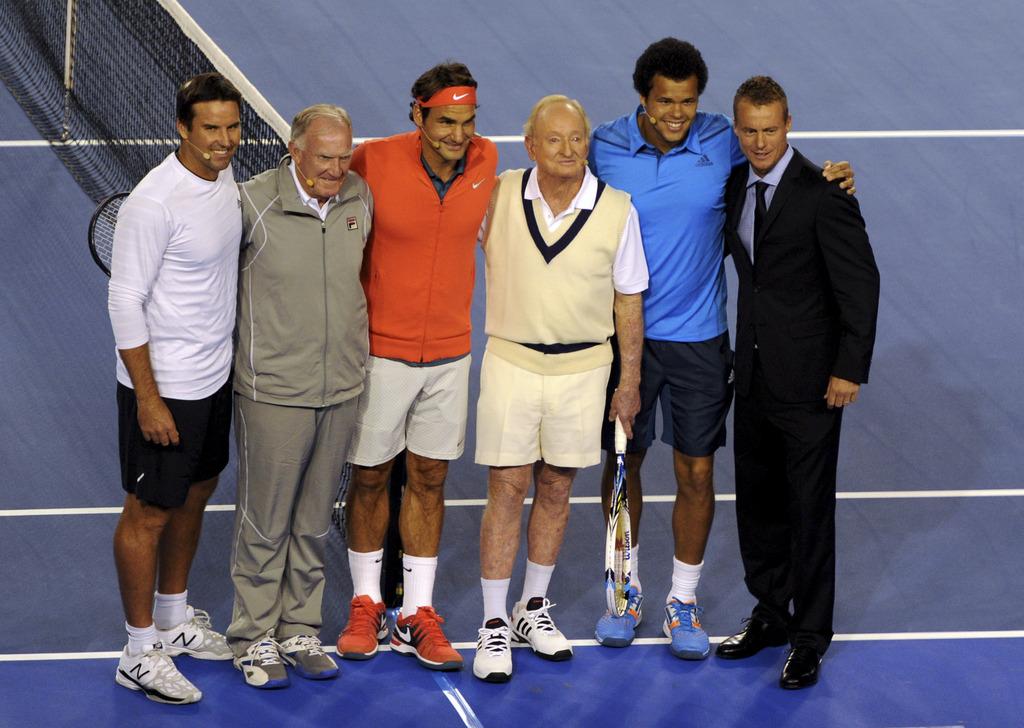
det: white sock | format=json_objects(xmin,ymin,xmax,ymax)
[
  {"xmin": 401, "ymin": 553, "xmax": 438, "ymax": 617},
  {"xmin": 519, "ymin": 560, "xmax": 555, "ymax": 605},
  {"xmin": 348, "ymin": 548, "xmax": 384, "ymax": 602},
  {"xmin": 153, "ymin": 590, "xmax": 187, "ymax": 630},
  {"xmin": 481, "ymin": 577, "xmax": 511, "ymax": 625},
  {"xmin": 126, "ymin": 621, "xmax": 159, "ymax": 657},
  {"xmin": 629, "ymin": 544, "xmax": 642, "ymax": 592},
  {"xmin": 669, "ymin": 558, "xmax": 703, "ymax": 604}
]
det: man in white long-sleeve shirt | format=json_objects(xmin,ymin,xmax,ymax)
[{"xmin": 107, "ymin": 72, "xmax": 242, "ymax": 704}]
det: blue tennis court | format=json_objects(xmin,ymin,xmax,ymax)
[{"xmin": 1, "ymin": 1, "xmax": 1022, "ymax": 726}]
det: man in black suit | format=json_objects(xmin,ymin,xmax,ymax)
[{"xmin": 716, "ymin": 76, "xmax": 880, "ymax": 689}]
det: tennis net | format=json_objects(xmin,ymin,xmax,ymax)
[{"xmin": 0, "ymin": 0, "xmax": 288, "ymax": 203}]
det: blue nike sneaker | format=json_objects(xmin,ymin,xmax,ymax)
[
  {"xmin": 595, "ymin": 586, "xmax": 643, "ymax": 647},
  {"xmin": 662, "ymin": 599, "xmax": 710, "ymax": 660}
]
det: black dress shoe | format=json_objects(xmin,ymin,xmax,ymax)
[
  {"xmin": 715, "ymin": 619, "xmax": 788, "ymax": 659},
  {"xmin": 779, "ymin": 646, "xmax": 821, "ymax": 689}
]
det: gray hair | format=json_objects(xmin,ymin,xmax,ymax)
[
  {"xmin": 290, "ymin": 104, "xmax": 352, "ymax": 147},
  {"xmin": 522, "ymin": 95, "xmax": 591, "ymax": 139}
]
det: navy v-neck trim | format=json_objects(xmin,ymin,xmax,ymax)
[{"xmin": 521, "ymin": 169, "xmax": 606, "ymax": 264}]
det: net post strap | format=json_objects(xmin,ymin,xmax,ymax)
[
  {"xmin": 156, "ymin": 0, "xmax": 290, "ymax": 143},
  {"xmin": 61, "ymin": 0, "xmax": 76, "ymax": 140}
]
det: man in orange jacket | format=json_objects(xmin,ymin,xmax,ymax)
[{"xmin": 336, "ymin": 62, "xmax": 498, "ymax": 671}]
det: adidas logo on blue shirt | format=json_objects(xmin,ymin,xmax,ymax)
[{"xmin": 696, "ymin": 154, "xmax": 714, "ymax": 167}]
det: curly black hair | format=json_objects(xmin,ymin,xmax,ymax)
[
  {"xmin": 409, "ymin": 61, "xmax": 477, "ymax": 121},
  {"xmin": 632, "ymin": 38, "xmax": 708, "ymax": 97}
]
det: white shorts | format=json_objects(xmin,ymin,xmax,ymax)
[
  {"xmin": 474, "ymin": 350, "xmax": 611, "ymax": 468},
  {"xmin": 348, "ymin": 355, "xmax": 471, "ymax": 466}
]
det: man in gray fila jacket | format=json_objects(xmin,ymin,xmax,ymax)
[{"xmin": 227, "ymin": 104, "xmax": 373, "ymax": 689}]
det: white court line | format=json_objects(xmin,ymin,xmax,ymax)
[
  {"xmin": 2, "ymin": 489, "xmax": 1022, "ymax": 518},
  {"xmin": 434, "ymin": 673, "xmax": 484, "ymax": 728},
  {"xmin": 3, "ymin": 630, "xmax": 1021, "ymax": 662},
  {"xmin": 2, "ymin": 129, "xmax": 1024, "ymax": 149}
]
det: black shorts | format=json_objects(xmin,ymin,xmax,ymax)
[
  {"xmin": 602, "ymin": 333, "xmax": 733, "ymax": 457},
  {"xmin": 117, "ymin": 377, "xmax": 232, "ymax": 508}
]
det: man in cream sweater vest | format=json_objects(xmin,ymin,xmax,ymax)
[{"xmin": 472, "ymin": 96, "xmax": 648, "ymax": 682}]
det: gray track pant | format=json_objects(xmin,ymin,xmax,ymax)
[{"xmin": 227, "ymin": 394, "xmax": 357, "ymax": 655}]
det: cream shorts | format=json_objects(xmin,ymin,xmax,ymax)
[
  {"xmin": 474, "ymin": 350, "xmax": 611, "ymax": 468},
  {"xmin": 348, "ymin": 355, "xmax": 471, "ymax": 465}
]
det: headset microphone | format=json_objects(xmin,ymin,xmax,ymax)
[
  {"xmin": 641, "ymin": 105, "xmax": 657, "ymax": 125},
  {"xmin": 182, "ymin": 135, "xmax": 212, "ymax": 160},
  {"xmin": 419, "ymin": 125, "xmax": 443, "ymax": 150},
  {"xmin": 294, "ymin": 159, "xmax": 315, "ymax": 187}
]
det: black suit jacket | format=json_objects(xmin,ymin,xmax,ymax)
[{"xmin": 724, "ymin": 148, "xmax": 880, "ymax": 403}]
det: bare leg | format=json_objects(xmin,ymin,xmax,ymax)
[
  {"xmin": 525, "ymin": 462, "xmax": 577, "ymax": 566},
  {"xmin": 346, "ymin": 460, "xmax": 395, "ymax": 552},
  {"xmin": 480, "ymin": 465, "xmax": 532, "ymax": 579},
  {"xmin": 156, "ymin": 477, "xmax": 218, "ymax": 594},
  {"xmin": 672, "ymin": 452, "xmax": 715, "ymax": 563},
  {"xmin": 399, "ymin": 452, "xmax": 448, "ymax": 557},
  {"xmin": 113, "ymin": 494, "xmax": 173, "ymax": 627}
]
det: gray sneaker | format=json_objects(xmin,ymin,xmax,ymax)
[
  {"xmin": 234, "ymin": 634, "xmax": 289, "ymax": 689},
  {"xmin": 279, "ymin": 634, "xmax": 339, "ymax": 680}
]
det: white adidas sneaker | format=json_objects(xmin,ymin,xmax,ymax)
[
  {"xmin": 473, "ymin": 618, "xmax": 512, "ymax": 683},
  {"xmin": 511, "ymin": 597, "xmax": 573, "ymax": 661}
]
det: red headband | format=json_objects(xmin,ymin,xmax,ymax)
[{"xmin": 419, "ymin": 86, "xmax": 477, "ymax": 108}]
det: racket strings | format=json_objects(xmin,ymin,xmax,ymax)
[
  {"xmin": 606, "ymin": 457, "xmax": 632, "ymax": 616},
  {"xmin": 89, "ymin": 193, "xmax": 128, "ymax": 275}
]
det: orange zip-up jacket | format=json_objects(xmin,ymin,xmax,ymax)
[{"xmin": 352, "ymin": 131, "xmax": 498, "ymax": 362}]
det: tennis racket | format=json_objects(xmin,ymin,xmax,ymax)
[
  {"xmin": 604, "ymin": 418, "xmax": 633, "ymax": 616},
  {"xmin": 87, "ymin": 192, "xmax": 130, "ymax": 276}
]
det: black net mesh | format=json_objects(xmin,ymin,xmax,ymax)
[{"xmin": 0, "ymin": 0, "xmax": 286, "ymax": 203}]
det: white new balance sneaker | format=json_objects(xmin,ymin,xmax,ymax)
[
  {"xmin": 511, "ymin": 597, "xmax": 573, "ymax": 661},
  {"xmin": 473, "ymin": 618, "xmax": 512, "ymax": 683},
  {"xmin": 157, "ymin": 606, "xmax": 232, "ymax": 660},
  {"xmin": 115, "ymin": 644, "xmax": 202, "ymax": 704}
]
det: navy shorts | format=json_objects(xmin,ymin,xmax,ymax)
[
  {"xmin": 602, "ymin": 333, "xmax": 733, "ymax": 457},
  {"xmin": 117, "ymin": 377, "xmax": 232, "ymax": 508}
]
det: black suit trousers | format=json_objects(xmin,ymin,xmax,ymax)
[{"xmin": 733, "ymin": 357, "xmax": 842, "ymax": 655}]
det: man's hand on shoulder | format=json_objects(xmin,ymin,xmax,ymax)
[
  {"xmin": 824, "ymin": 376, "xmax": 860, "ymax": 409},
  {"xmin": 823, "ymin": 160, "xmax": 856, "ymax": 196}
]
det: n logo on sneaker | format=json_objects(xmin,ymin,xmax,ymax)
[
  {"xmin": 172, "ymin": 632, "xmax": 197, "ymax": 648},
  {"xmin": 128, "ymin": 663, "xmax": 150, "ymax": 680}
]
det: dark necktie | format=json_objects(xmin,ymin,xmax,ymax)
[{"xmin": 754, "ymin": 181, "xmax": 768, "ymax": 246}]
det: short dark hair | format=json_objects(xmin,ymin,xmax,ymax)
[
  {"xmin": 632, "ymin": 38, "xmax": 708, "ymax": 97},
  {"xmin": 408, "ymin": 61, "xmax": 477, "ymax": 121},
  {"xmin": 733, "ymin": 75, "xmax": 789, "ymax": 119},
  {"xmin": 176, "ymin": 72, "xmax": 242, "ymax": 129}
]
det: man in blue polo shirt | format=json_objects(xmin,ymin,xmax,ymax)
[{"xmin": 590, "ymin": 37, "xmax": 854, "ymax": 659}]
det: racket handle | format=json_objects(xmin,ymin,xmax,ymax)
[{"xmin": 614, "ymin": 417, "xmax": 627, "ymax": 454}]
